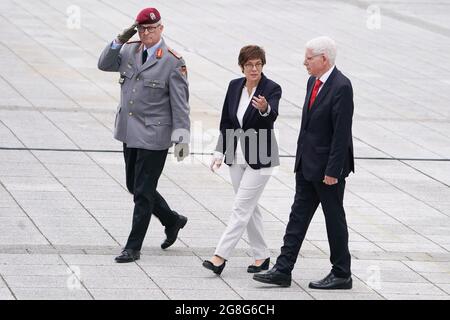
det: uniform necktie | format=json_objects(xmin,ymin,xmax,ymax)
[
  {"xmin": 308, "ymin": 79, "xmax": 323, "ymax": 109},
  {"xmin": 142, "ymin": 49, "xmax": 148, "ymax": 64}
]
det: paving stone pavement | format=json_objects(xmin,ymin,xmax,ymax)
[{"xmin": 0, "ymin": 0, "xmax": 449, "ymax": 300}]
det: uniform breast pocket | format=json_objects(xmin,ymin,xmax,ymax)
[{"xmin": 144, "ymin": 79, "xmax": 166, "ymax": 97}]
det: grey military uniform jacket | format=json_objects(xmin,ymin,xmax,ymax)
[{"xmin": 98, "ymin": 38, "xmax": 190, "ymax": 150}]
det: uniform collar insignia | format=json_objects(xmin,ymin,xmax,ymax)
[{"xmin": 156, "ymin": 48, "xmax": 163, "ymax": 59}]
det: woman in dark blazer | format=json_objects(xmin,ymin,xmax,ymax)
[{"xmin": 202, "ymin": 45, "xmax": 282, "ymax": 275}]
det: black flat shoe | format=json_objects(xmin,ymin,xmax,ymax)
[
  {"xmin": 202, "ymin": 260, "xmax": 226, "ymax": 275},
  {"xmin": 115, "ymin": 249, "xmax": 140, "ymax": 263},
  {"xmin": 253, "ymin": 267, "xmax": 292, "ymax": 287},
  {"xmin": 308, "ymin": 272, "xmax": 353, "ymax": 290},
  {"xmin": 247, "ymin": 257, "xmax": 270, "ymax": 273},
  {"xmin": 161, "ymin": 214, "xmax": 188, "ymax": 250}
]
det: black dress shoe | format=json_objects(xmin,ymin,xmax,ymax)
[
  {"xmin": 161, "ymin": 214, "xmax": 188, "ymax": 249},
  {"xmin": 309, "ymin": 272, "xmax": 352, "ymax": 290},
  {"xmin": 247, "ymin": 257, "xmax": 270, "ymax": 273},
  {"xmin": 115, "ymin": 249, "xmax": 140, "ymax": 263},
  {"xmin": 202, "ymin": 260, "xmax": 226, "ymax": 275},
  {"xmin": 252, "ymin": 267, "xmax": 291, "ymax": 287}
]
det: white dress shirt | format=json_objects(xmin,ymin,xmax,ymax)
[
  {"xmin": 237, "ymin": 86, "xmax": 256, "ymax": 127},
  {"xmin": 234, "ymin": 86, "xmax": 256, "ymax": 163},
  {"xmin": 214, "ymin": 85, "xmax": 271, "ymax": 161},
  {"xmin": 317, "ymin": 65, "xmax": 335, "ymax": 94}
]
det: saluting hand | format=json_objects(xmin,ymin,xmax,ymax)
[
  {"xmin": 117, "ymin": 23, "xmax": 138, "ymax": 44},
  {"xmin": 252, "ymin": 95, "xmax": 268, "ymax": 113}
]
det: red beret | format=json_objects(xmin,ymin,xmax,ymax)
[{"xmin": 136, "ymin": 8, "xmax": 161, "ymax": 25}]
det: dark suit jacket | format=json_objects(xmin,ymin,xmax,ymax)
[
  {"xmin": 215, "ymin": 73, "xmax": 282, "ymax": 169},
  {"xmin": 295, "ymin": 67, "xmax": 354, "ymax": 181}
]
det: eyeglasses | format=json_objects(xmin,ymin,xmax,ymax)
[
  {"xmin": 243, "ymin": 62, "xmax": 263, "ymax": 70},
  {"xmin": 304, "ymin": 53, "xmax": 323, "ymax": 62},
  {"xmin": 136, "ymin": 24, "xmax": 161, "ymax": 33}
]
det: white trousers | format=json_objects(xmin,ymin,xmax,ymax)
[{"xmin": 214, "ymin": 161, "xmax": 273, "ymax": 260}]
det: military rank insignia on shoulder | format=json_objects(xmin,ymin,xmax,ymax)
[
  {"xmin": 168, "ymin": 47, "xmax": 182, "ymax": 59},
  {"xmin": 180, "ymin": 65, "xmax": 188, "ymax": 78}
]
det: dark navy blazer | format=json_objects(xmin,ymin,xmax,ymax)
[
  {"xmin": 295, "ymin": 67, "xmax": 355, "ymax": 181},
  {"xmin": 215, "ymin": 73, "xmax": 282, "ymax": 169}
]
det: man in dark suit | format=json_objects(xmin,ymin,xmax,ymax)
[{"xmin": 253, "ymin": 36, "xmax": 354, "ymax": 289}]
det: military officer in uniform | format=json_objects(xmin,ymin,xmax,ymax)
[{"xmin": 98, "ymin": 7, "xmax": 190, "ymax": 263}]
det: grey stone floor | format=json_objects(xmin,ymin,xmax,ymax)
[{"xmin": 0, "ymin": 0, "xmax": 449, "ymax": 300}]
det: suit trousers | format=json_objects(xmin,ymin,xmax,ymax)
[
  {"xmin": 123, "ymin": 144, "xmax": 179, "ymax": 251},
  {"xmin": 214, "ymin": 161, "xmax": 272, "ymax": 260},
  {"xmin": 275, "ymin": 169, "xmax": 351, "ymax": 278}
]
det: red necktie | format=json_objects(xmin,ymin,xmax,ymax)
[{"xmin": 308, "ymin": 79, "xmax": 323, "ymax": 109}]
